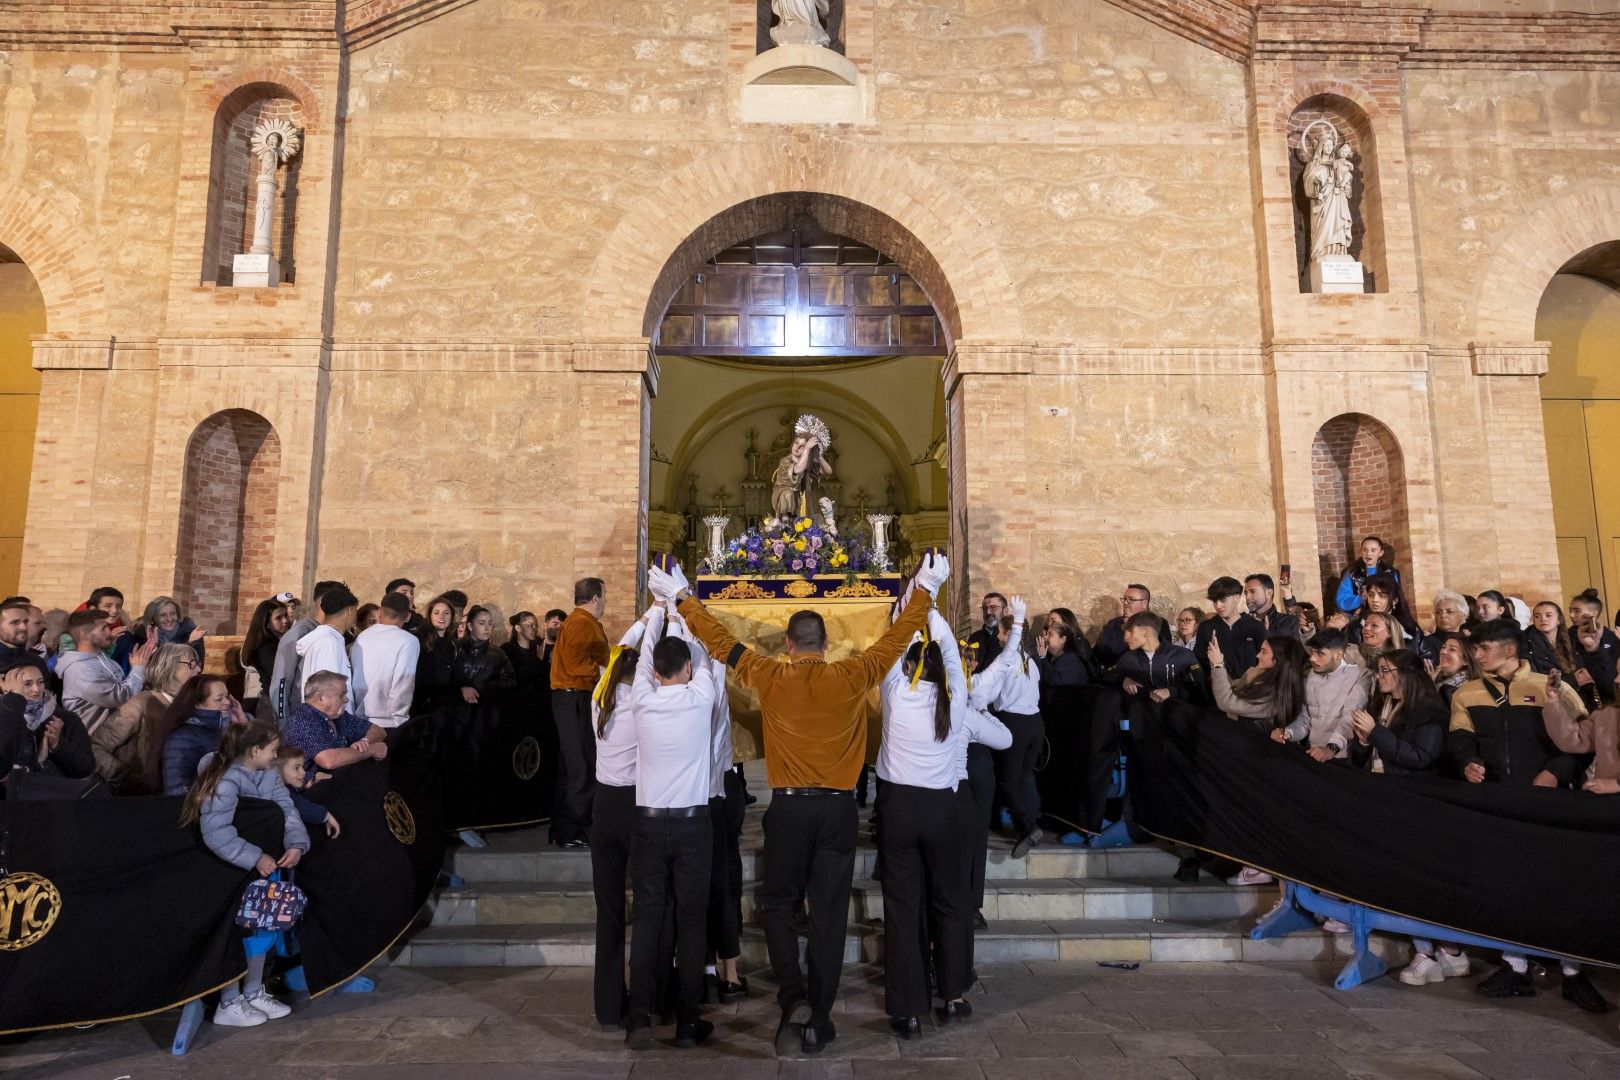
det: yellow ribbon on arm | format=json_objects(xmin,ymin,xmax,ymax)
[{"xmin": 592, "ymin": 645, "xmax": 627, "ymax": 711}]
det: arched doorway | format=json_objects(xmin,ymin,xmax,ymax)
[
  {"xmin": 644, "ymin": 196, "xmax": 953, "ymax": 580},
  {"xmin": 1310, "ymin": 413, "xmax": 1411, "ymax": 610},
  {"xmin": 1538, "ymin": 241, "xmax": 1620, "ymax": 611},
  {"xmin": 0, "ymin": 246, "xmax": 45, "ymax": 596},
  {"xmin": 175, "ymin": 410, "xmax": 281, "ymax": 634}
]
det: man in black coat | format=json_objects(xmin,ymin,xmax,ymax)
[
  {"xmin": 1095, "ymin": 584, "xmax": 1171, "ymax": 670},
  {"xmin": 1195, "ymin": 577, "xmax": 1266, "ymax": 697},
  {"xmin": 965, "ymin": 592, "xmax": 1007, "ymax": 670}
]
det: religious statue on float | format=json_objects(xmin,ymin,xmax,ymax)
[
  {"xmin": 769, "ymin": 413, "xmax": 838, "ymax": 535},
  {"xmin": 1297, "ymin": 119, "xmax": 1365, "ymax": 293}
]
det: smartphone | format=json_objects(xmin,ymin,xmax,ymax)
[{"xmin": 1279, "ymin": 564, "xmax": 1292, "ymax": 588}]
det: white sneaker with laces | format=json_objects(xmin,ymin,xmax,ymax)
[
  {"xmin": 1323, "ymin": 918, "xmax": 1351, "ymax": 935},
  {"xmin": 1227, "ymin": 867, "xmax": 1275, "ymax": 886},
  {"xmin": 1399, "ymin": 953, "xmax": 1444, "ymax": 986},
  {"xmin": 1437, "ymin": 949, "xmax": 1470, "ymax": 978},
  {"xmin": 212, "ymin": 997, "xmax": 269, "ymax": 1027},
  {"xmin": 246, "ymin": 989, "xmax": 291, "ymax": 1019}
]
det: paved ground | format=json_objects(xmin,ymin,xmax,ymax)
[{"xmin": 5, "ymin": 959, "xmax": 1619, "ymax": 1079}]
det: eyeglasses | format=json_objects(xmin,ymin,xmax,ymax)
[
  {"xmin": 179, "ymin": 658, "xmax": 201, "ymax": 669},
  {"xmin": 1121, "ymin": 596, "xmax": 1147, "ymax": 605},
  {"xmin": 1375, "ymin": 667, "xmax": 1397, "ymax": 677}
]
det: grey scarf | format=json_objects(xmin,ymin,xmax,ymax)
[{"xmin": 23, "ymin": 692, "xmax": 56, "ymax": 732}]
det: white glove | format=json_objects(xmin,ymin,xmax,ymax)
[
  {"xmin": 1010, "ymin": 595, "xmax": 1027, "ymax": 622},
  {"xmin": 914, "ymin": 552, "xmax": 950, "ymax": 598},
  {"xmin": 667, "ymin": 562, "xmax": 690, "ymax": 598},
  {"xmin": 647, "ymin": 566, "xmax": 676, "ymax": 602}
]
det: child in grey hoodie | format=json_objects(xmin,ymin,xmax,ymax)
[{"xmin": 180, "ymin": 719, "xmax": 310, "ymax": 1029}]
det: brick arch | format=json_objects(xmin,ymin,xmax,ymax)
[
  {"xmin": 1311, "ymin": 413, "xmax": 1410, "ymax": 610},
  {"xmin": 202, "ymin": 81, "xmax": 309, "ymax": 286},
  {"xmin": 204, "ymin": 69, "xmax": 320, "ymax": 129},
  {"xmin": 175, "ymin": 409, "xmax": 281, "ymax": 636},
  {"xmin": 587, "ymin": 142, "xmax": 1024, "ymax": 345},
  {"xmin": 0, "ymin": 187, "xmax": 109, "ymax": 339},
  {"xmin": 1475, "ymin": 186, "xmax": 1620, "ymax": 342},
  {"xmin": 1272, "ymin": 80, "xmax": 1388, "ymax": 134}
]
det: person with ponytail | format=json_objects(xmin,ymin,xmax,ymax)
[
  {"xmin": 180, "ymin": 719, "xmax": 308, "ymax": 1029},
  {"xmin": 589, "ymin": 603, "xmax": 658, "ymax": 1032},
  {"xmin": 974, "ymin": 603, "xmax": 1046, "ymax": 860},
  {"xmin": 875, "ymin": 599, "xmax": 970, "ymax": 1038}
]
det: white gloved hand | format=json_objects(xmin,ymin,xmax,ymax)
[
  {"xmin": 667, "ymin": 562, "xmax": 690, "ymax": 599},
  {"xmin": 1010, "ymin": 595, "xmax": 1027, "ymax": 622},
  {"xmin": 647, "ymin": 566, "xmax": 676, "ymax": 602},
  {"xmin": 914, "ymin": 552, "xmax": 950, "ymax": 598}
]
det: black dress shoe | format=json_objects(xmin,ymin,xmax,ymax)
[
  {"xmin": 1173, "ymin": 857, "xmax": 1201, "ymax": 883},
  {"xmin": 801, "ymin": 1017, "xmax": 835, "ymax": 1054},
  {"xmin": 716, "ymin": 977, "xmax": 748, "ymax": 1004},
  {"xmin": 675, "ymin": 1018, "xmax": 715, "ymax": 1048},
  {"xmin": 774, "ymin": 999, "xmax": 812, "ymax": 1057},
  {"xmin": 973, "ymin": 910, "xmax": 988, "ymax": 930},
  {"xmin": 937, "ymin": 999, "xmax": 973, "ymax": 1024},
  {"xmin": 1563, "ymin": 971, "xmax": 1615, "ymax": 1013},
  {"xmin": 624, "ymin": 1016, "xmax": 653, "ymax": 1050},
  {"xmin": 890, "ymin": 1016, "xmax": 922, "ymax": 1039},
  {"xmin": 1476, "ymin": 963, "xmax": 1535, "ymax": 999}
]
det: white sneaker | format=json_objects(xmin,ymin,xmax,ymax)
[
  {"xmin": 1437, "ymin": 949, "xmax": 1471, "ymax": 978},
  {"xmin": 1228, "ymin": 867, "xmax": 1275, "ymax": 886},
  {"xmin": 458, "ymin": 829, "xmax": 488, "ymax": 849},
  {"xmin": 246, "ymin": 989, "xmax": 291, "ymax": 1019},
  {"xmin": 1399, "ymin": 953, "xmax": 1444, "ymax": 986},
  {"xmin": 212, "ymin": 997, "xmax": 269, "ymax": 1027},
  {"xmin": 1323, "ymin": 918, "xmax": 1351, "ymax": 935}
]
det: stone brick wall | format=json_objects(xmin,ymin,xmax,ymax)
[
  {"xmin": 1310, "ymin": 413, "xmax": 1411, "ymax": 608},
  {"xmin": 175, "ymin": 410, "xmax": 280, "ymax": 634}
]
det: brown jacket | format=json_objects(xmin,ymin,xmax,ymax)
[
  {"xmin": 549, "ymin": 606, "xmax": 610, "ymax": 692},
  {"xmin": 91, "ymin": 688, "xmax": 169, "ymax": 794},
  {"xmin": 678, "ymin": 589, "xmax": 930, "ymax": 790}
]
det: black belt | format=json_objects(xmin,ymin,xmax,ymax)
[
  {"xmin": 636, "ymin": 804, "xmax": 709, "ymax": 818},
  {"xmin": 772, "ymin": 787, "xmax": 853, "ymax": 797}
]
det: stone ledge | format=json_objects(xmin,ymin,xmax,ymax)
[
  {"xmin": 1469, "ymin": 341, "xmax": 1550, "ymax": 377},
  {"xmin": 31, "ymin": 336, "xmax": 114, "ymax": 371},
  {"xmin": 737, "ymin": 44, "xmax": 866, "ymax": 125}
]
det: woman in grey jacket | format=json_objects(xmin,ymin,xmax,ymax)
[{"xmin": 180, "ymin": 719, "xmax": 309, "ymax": 1030}]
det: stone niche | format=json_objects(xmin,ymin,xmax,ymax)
[{"xmin": 737, "ymin": 44, "xmax": 867, "ymax": 125}]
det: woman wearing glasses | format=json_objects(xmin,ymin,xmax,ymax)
[{"xmin": 90, "ymin": 642, "xmax": 202, "ymax": 793}]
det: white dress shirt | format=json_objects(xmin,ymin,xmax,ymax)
[
  {"xmin": 349, "ymin": 623, "xmax": 420, "ymax": 729},
  {"xmin": 969, "ymin": 622, "xmax": 1041, "ymax": 715},
  {"xmin": 629, "ymin": 615, "xmax": 718, "ymax": 809},
  {"xmin": 594, "ymin": 615, "xmax": 651, "ymax": 787},
  {"xmin": 665, "ymin": 610, "xmax": 733, "ymax": 801},
  {"xmin": 877, "ymin": 609, "xmax": 971, "ymax": 790},
  {"xmin": 955, "ymin": 706, "xmax": 1014, "ymax": 783}
]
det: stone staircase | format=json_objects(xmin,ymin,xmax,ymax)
[{"xmin": 394, "ymin": 802, "xmax": 1410, "ymax": 970}]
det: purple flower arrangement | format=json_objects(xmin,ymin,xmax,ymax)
[{"xmin": 707, "ymin": 516, "xmax": 871, "ymax": 580}]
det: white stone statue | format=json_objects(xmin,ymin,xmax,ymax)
[
  {"xmin": 248, "ymin": 118, "xmax": 301, "ymax": 257},
  {"xmin": 233, "ymin": 117, "xmax": 301, "ymax": 288},
  {"xmin": 770, "ymin": 0, "xmax": 831, "ymax": 48},
  {"xmin": 1299, "ymin": 120, "xmax": 1353, "ymax": 264}
]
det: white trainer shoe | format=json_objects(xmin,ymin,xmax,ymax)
[
  {"xmin": 212, "ymin": 997, "xmax": 269, "ymax": 1027},
  {"xmin": 1323, "ymin": 918, "xmax": 1351, "ymax": 935},
  {"xmin": 1228, "ymin": 867, "xmax": 1275, "ymax": 886},
  {"xmin": 1437, "ymin": 949, "xmax": 1471, "ymax": 978},
  {"xmin": 246, "ymin": 989, "xmax": 291, "ymax": 1019},
  {"xmin": 1399, "ymin": 953, "xmax": 1444, "ymax": 986}
]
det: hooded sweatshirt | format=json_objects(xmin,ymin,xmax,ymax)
[
  {"xmin": 294, "ymin": 624, "xmax": 351, "ymax": 703},
  {"xmin": 57, "ymin": 649, "xmax": 147, "ymax": 737},
  {"xmin": 1285, "ymin": 659, "xmax": 1373, "ymax": 758},
  {"xmin": 268, "ymin": 617, "xmax": 317, "ymax": 722}
]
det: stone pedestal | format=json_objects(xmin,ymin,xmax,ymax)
[
  {"xmin": 1310, "ymin": 255, "xmax": 1365, "ymax": 294},
  {"xmin": 232, "ymin": 252, "xmax": 281, "ymax": 288}
]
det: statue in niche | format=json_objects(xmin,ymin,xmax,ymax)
[
  {"xmin": 770, "ymin": 0, "xmax": 831, "ymax": 47},
  {"xmin": 247, "ymin": 118, "xmax": 301, "ymax": 257},
  {"xmin": 769, "ymin": 413, "xmax": 834, "ymax": 523},
  {"xmin": 1299, "ymin": 121, "xmax": 1354, "ymax": 264}
]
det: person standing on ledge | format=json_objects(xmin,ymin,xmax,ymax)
[
  {"xmin": 550, "ymin": 577, "xmax": 610, "ymax": 850},
  {"xmin": 647, "ymin": 553, "xmax": 949, "ymax": 1058}
]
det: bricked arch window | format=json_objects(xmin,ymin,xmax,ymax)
[
  {"xmin": 1311, "ymin": 413, "xmax": 1410, "ymax": 609},
  {"xmin": 175, "ymin": 410, "xmax": 280, "ymax": 635},
  {"xmin": 201, "ymin": 83, "xmax": 306, "ymax": 286},
  {"xmin": 1288, "ymin": 94, "xmax": 1385, "ymax": 293}
]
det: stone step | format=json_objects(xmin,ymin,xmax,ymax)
[
  {"xmin": 452, "ymin": 834, "xmax": 1185, "ymax": 885},
  {"xmin": 393, "ymin": 917, "xmax": 1413, "ymax": 968},
  {"xmin": 429, "ymin": 875, "xmax": 1269, "ymax": 927}
]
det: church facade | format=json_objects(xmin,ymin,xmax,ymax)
[{"xmin": 2, "ymin": 0, "xmax": 1618, "ymax": 630}]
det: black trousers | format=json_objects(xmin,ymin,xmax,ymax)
[
  {"xmin": 952, "ymin": 779, "xmax": 981, "ymax": 988},
  {"xmin": 628, "ymin": 811, "xmax": 713, "ymax": 1025},
  {"xmin": 995, "ymin": 711, "xmax": 1045, "ymax": 836},
  {"xmin": 1080, "ymin": 703, "xmax": 1121, "ymax": 834},
  {"xmin": 878, "ymin": 782, "xmax": 964, "ymax": 1018},
  {"xmin": 761, "ymin": 792, "xmax": 856, "ymax": 1021},
  {"xmin": 965, "ymin": 743, "xmax": 995, "ymax": 910},
  {"xmin": 707, "ymin": 768, "xmax": 746, "ymax": 962},
  {"xmin": 549, "ymin": 689, "xmax": 595, "ymax": 843},
  {"xmin": 590, "ymin": 783, "xmax": 635, "ymax": 1025}
]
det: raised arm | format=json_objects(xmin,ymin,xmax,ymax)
[
  {"xmin": 633, "ymin": 606, "xmax": 666, "ymax": 693},
  {"xmin": 929, "ymin": 607, "xmax": 967, "ymax": 712},
  {"xmin": 847, "ymin": 588, "xmax": 931, "ymax": 687},
  {"xmin": 674, "ymin": 594, "xmax": 782, "ymax": 692}
]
